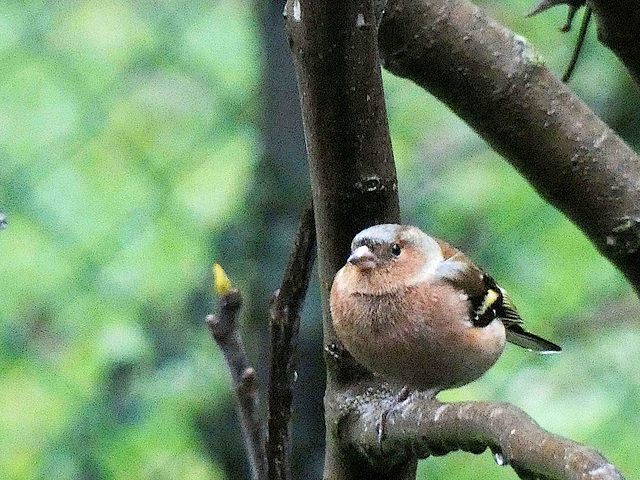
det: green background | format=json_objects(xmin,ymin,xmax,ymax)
[{"xmin": 1, "ymin": 0, "xmax": 639, "ymax": 478}]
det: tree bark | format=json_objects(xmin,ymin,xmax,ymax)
[
  {"xmin": 331, "ymin": 386, "xmax": 625, "ymax": 480},
  {"xmin": 283, "ymin": 0, "xmax": 407, "ymax": 478},
  {"xmin": 378, "ymin": 0, "xmax": 640, "ymax": 292}
]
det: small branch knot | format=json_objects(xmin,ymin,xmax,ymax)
[
  {"xmin": 605, "ymin": 216, "xmax": 640, "ymax": 255},
  {"xmin": 356, "ymin": 176, "xmax": 382, "ymax": 192},
  {"xmin": 354, "ymin": 176, "xmax": 398, "ymax": 194},
  {"xmin": 207, "ymin": 290, "xmax": 243, "ymax": 340},
  {"xmin": 238, "ymin": 367, "xmax": 259, "ymax": 397}
]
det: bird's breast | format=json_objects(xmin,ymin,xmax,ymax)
[{"xmin": 330, "ymin": 277, "xmax": 506, "ymax": 391}]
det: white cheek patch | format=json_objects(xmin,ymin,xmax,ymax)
[
  {"xmin": 435, "ymin": 259, "xmax": 466, "ymax": 279},
  {"xmin": 407, "ymin": 242, "xmax": 446, "ymax": 286}
]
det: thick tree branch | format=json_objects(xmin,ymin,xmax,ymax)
[
  {"xmin": 284, "ymin": 0, "xmax": 401, "ymax": 368},
  {"xmin": 267, "ymin": 198, "xmax": 316, "ymax": 480},
  {"xmin": 284, "ymin": 0, "xmax": 406, "ymax": 478},
  {"xmin": 588, "ymin": 0, "xmax": 640, "ymax": 86},
  {"xmin": 328, "ymin": 385, "xmax": 625, "ymax": 480},
  {"xmin": 378, "ymin": 0, "xmax": 640, "ymax": 292},
  {"xmin": 207, "ymin": 275, "xmax": 267, "ymax": 480}
]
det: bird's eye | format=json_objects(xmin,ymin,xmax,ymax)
[{"xmin": 391, "ymin": 243, "xmax": 402, "ymax": 256}]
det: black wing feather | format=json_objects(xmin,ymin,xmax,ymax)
[
  {"xmin": 505, "ymin": 324, "xmax": 562, "ymax": 353},
  {"xmin": 437, "ymin": 256, "xmax": 561, "ymax": 353}
]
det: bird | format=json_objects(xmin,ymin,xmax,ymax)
[{"xmin": 330, "ymin": 224, "xmax": 560, "ymax": 397}]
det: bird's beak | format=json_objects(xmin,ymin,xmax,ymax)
[{"xmin": 347, "ymin": 245, "xmax": 377, "ymax": 269}]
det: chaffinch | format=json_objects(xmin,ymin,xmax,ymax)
[{"xmin": 330, "ymin": 224, "xmax": 560, "ymax": 395}]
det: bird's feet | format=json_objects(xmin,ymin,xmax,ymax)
[{"xmin": 377, "ymin": 386, "xmax": 412, "ymax": 448}]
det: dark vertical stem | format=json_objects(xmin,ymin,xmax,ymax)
[
  {"xmin": 562, "ymin": 7, "xmax": 592, "ymax": 83},
  {"xmin": 257, "ymin": 1, "xmax": 327, "ymax": 478},
  {"xmin": 267, "ymin": 199, "xmax": 316, "ymax": 480},
  {"xmin": 284, "ymin": 0, "xmax": 400, "ymax": 350}
]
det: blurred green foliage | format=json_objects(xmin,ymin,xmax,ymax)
[{"xmin": 0, "ymin": 0, "xmax": 639, "ymax": 479}]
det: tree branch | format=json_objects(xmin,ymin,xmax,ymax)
[
  {"xmin": 285, "ymin": 0, "xmax": 628, "ymax": 478},
  {"xmin": 207, "ymin": 273, "xmax": 267, "ymax": 480},
  {"xmin": 284, "ymin": 0, "xmax": 406, "ymax": 478},
  {"xmin": 328, "ymin": 385, "xmax": 626, "ymax": 480},
  {"xmin": 378, "ymin": 0, "xmax": 640, "ymax": 292},
  {"xmin": 283, "ymin": 0, "xmax": 401, "ymax": 364},
  {"xmin": 267, "ymin": 198, "xmax": 316, "ymax": 480}
]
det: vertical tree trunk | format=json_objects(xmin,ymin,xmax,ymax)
[{"xmin": 284, "ymin": 0, "xmax": 412, "ymax": 477}]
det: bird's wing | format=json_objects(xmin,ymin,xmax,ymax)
[
  {"xmin": 435, "ymin": 252, "xmax": 503, "ymax": 328},
  {"xmin": 436, "ymin": 250, "xmax": 561, "ymax": 353},
  {"xmin": 497, "ymin": 287, "xmax": 523, "ymax": 325},
  {"xmin": 497, "ymin": 286, "xmax": 561, "ymax": 352}
]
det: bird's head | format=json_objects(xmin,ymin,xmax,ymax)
[{"xmin": 340, "ymin": 224, "xmax": 444, "ymax": 293}]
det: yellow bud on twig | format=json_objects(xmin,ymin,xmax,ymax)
[{"xmin": 213, "ymin": 263, "xmax": 232, "ymax": 295}]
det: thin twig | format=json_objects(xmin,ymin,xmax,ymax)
[
  {"xmin": 207, "ymin": 281, "xmax": 267, "ymax": 480},
  {"xmin": 562, "ymin": 7, "xmax": 592, "ymax": 82},
  {"xmin": 267, "ymin": 198, "xmax": 316, "ymax": 480}
]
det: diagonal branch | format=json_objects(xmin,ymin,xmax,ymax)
[
  {"xmin": 207, "ymin": 268, "xmax": 267, "ymax": 480},
  {"xmin": 378, "ymin": 0, "xmax": 640, "ymax": 292},
  {"xmin": 329, "ymin": 386, "xmax": 626, "ymax": 480},
  {"xmin": 267, "ymin": 198, "xmax": 316, "ymax": 480}
]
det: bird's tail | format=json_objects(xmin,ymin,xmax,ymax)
[{"xmin": 506, "ymin": 324, "xmax": 561, "ymax": 353}]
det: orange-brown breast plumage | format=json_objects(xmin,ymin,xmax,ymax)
[{"xmin": 331, "ymin": 268, "xmax": 505, "ymax": 391}]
